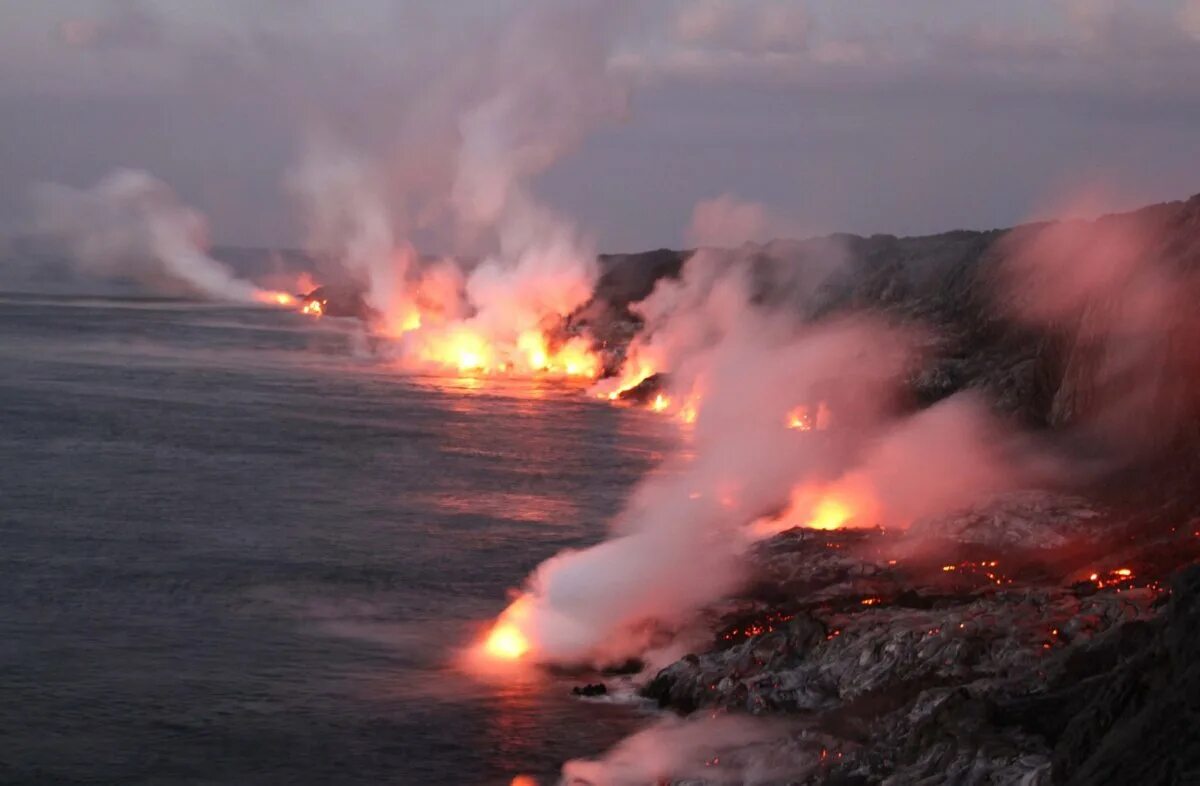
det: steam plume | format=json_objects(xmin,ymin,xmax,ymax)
[
  {"xmin": 488, "ymin": 203, "xmax": 1047, "ymax": 666},
  {"xmin": 290, "ymin": 1, "xmax": 631, "ymax": 377},
  {"xmin": 34, "ymin": 169, "xmax": 266, "ymax": 302},
  {"xmin": 562, "ymin": 715, "xmax": 797, "ymax": 785},
  {"xmin": 998, "ymin": 194, "xmax": 1200, "ymax": 455}
]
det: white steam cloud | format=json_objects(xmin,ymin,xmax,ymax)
[
  {"xmin": 562, "ymin": 715, "xmax": 799, "ymax": 785},
  {"xmin": 495, "ymin": 202, "xmax": 1049, "ymax": 666},
  {"xmin": 33, "ymin": 169, "xmax": 264, "ymax": 302},
  {"xmin": 289, "ymin": 0, "xmax": 632, "ymax": 373}
]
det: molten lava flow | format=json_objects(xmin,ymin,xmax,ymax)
[
  {"xmin": 650, "ymin": 393, "xmax": 670, "ymax": 413},
  {"xmin": 807, "ymin": 496, "xmax": 854, "ymax": 530},
  {"xmin": 750, "ymin": 480, "xmax": 879, "ymax": 539},
  {"xmin": 301, "ymin": 299, "xmax": 325, "ymax": 317},
  {"xmin": 253, "ymin": 290, "xmax": 297, "ymax": 307},
  {"xmin": 941, "ymin": 560, "xmax": 1011, "ymax": 586},
  {"xmin": 1084, "ymin": 567, "xmax": 1139, "ymax": 590},
  {"xmin": 719, "ymin": 610, "xmax": 795, "ymax": 643},
  {"xmin": 593, "ymin": 358, "xmax": 657, "ymax": 401},
  {"xmin": 484, "ymin": 623, "xmax": 529, "ymax": 660},
  {"xmin": 480, "ymin": 595, "xmax": 534, "ymax": 663},
  {"xmin": 410, "ymin": 324, "xmax": 601, "ymax": 379}
]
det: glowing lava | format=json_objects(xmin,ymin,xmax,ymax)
[
  {"xmin": 750, "ymin": 480, "xmax": 878, "ymax": 539},
  {"xmin": 787, "ymin": 406, "xmax": 814, "ymax": 431},
  {"xmin": 786, "ymin": 402, "xmax": 831, "ymax": 431},
  {"xmin": 301, "ymin": 299, "xmax": 325, "ymax": 317},
  {"xmin": 1084, "ymin": 567, "xmax": 1138, "ymax": 589},
  {"xmin": 254, "ymin": 290, "xmax": 297, "ymax": 307},
  {"xmin": 806, "ymin": 496, "xmax": 854, "ymax": 530},
  {"xmin": 483, "ymin": 623, "xmax": 529, "ymax": 660},
  {"xmin": 412, "ymin": 325, "xmax": 600, "ymax": 379},
  {"xmin": 479, "ymin": 595, "xmax": 535, "ymax": 663}
]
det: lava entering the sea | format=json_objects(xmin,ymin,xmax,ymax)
[{"xmin": 479, "ymin": 595, "xmax": 534, "ymax": 663}]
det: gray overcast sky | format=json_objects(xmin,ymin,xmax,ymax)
[{"xmin": 2, "ymin": 0, "xmax": 1200, "ymax": 251}]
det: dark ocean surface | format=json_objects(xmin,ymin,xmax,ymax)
[{"xmin": 0, "ymin": 295, "xmax": 675, "ymax": 785}]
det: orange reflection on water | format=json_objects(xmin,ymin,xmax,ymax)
[{"xmin": 416, "ymin": 490, "xmax": 579, "ymax": 525}]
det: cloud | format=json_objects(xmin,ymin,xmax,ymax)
[
  {"xmin": 53, "ymin": 2, "xmax": 163, "ymax": 51},
  {"xmin": 1181, "ymin": 0, "xmax": 1200, "ymax": 40},
  {"xmin": 670, "ymin": 0, "xmax": 810, "ymax": 54}
]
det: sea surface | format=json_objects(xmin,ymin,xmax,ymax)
[{"xmin": 0, "ymin": 295, "xmax": 676, "ymax": 785}]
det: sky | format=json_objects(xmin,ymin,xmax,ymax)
[{"xmin": 2, "ymin": 0, "xmax": 1200, "ymax": 252}]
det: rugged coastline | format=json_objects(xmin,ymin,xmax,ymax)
[{"xmin": 562, "ymin": 194, "xmax": 1200, "ymax": 785}]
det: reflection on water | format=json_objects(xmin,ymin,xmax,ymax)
[
  {"xmin": 0, "ymin": 295, "xmax": 676, "ymax": 785},
  {"xmin": 415, "ymin": 489, "xmax": 579, "ymax": 525}
]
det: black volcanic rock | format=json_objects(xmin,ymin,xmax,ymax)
[
  {"xmin": 581, "ymin": 194, "xmax": 1200, "ymax": 443},
  {"xmin": 637, "ymin": 494, "xmax": 1200, "ymax": 785},
  {"xmin": 1047, "ymin": 565, "xmax": 1200, "ymax": 785},
  {"xmin": 302, "ymin": 285, "xmax": 374, "ymax": 321}
]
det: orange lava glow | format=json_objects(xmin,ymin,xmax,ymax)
[
  {"xmin": 593, "ymin": 359, "xmax": 657, "ymax": 402},
  {"xmin": 1084, "ymin": 567, "xmax": 1138, "ymax": 589},
  {"xmin": 630, "ymin": 385, "xmax": 702, "ymax": 425},
  {"xmin": 479, "ymin": 595, "xmax": 535, "ymax": 663},
  {"xmin": 750, "ymin": 480, "xmax": 879, "ymax": 539},
  {"xmin": 806, "ymin": 496, "xmax": 854, "ymax": 530},
  {"xmin": 786, "ymin": 402, "xmax": 831, "ymax": 431},
  {"xmin": 720, "ymin": 611, "xmax": 795, "ymax": 643},
  {"xmin": 787, "ymin": 406, "xmax": 814, "ymax": 431},
  {"xmin": 941, "ymin": 560, "xmax": 1010, "ymax": 586},
  {"xmin": 412, "ymin": 325, "xmax": 600, "ymax": 379},
  {"xmin": 484, "ymin": 623, "xmax": 529, "ymax": 660},
  {"xmin": 301, "ymin": 299, "xmax": 325, "ymax": 317},
  {"xmin": 254, "ymin": 290, "xmax": 297, "ymax": 307}
]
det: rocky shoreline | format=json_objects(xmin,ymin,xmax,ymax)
[
  {"xmin": 561, "ymin": 194, "xmax": 1200, "ymax": 784},
  {"xmin": 628, "ymin": 493, "xmax": 1198, "ymax": 784}
]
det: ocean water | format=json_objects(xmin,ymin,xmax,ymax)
[{"xmin": 0, "ymin": 295, "xmax": 675, "ymax": 785}]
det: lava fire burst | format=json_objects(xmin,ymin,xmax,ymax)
[
  {"xmin": 475, "ymin": 595, "xmax": 535, "ymax": 666},
  {"xmin": 253, "ymin": 290, "xmax": 298, "ymax": 307},
  {"xmin": 483, "ymin": 623, "xmax": 529, "ymax": 660}
]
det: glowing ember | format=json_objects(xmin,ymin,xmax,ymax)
[
  {"xmin": 650, "ymin": 393, "xmax": 670, "ymax": 413},
  {"xmin": 719, "ymin": 610, "xmax": 795, "ymax": 643},
  {"xmin": 940, "ymin": 560, "xmax": 1010, "ymax": 586},
  {"xmin": 301, "ymin": 299, "xmax": 325, "ymax": 317},
  {"xmin": 1084, "ymin": 567, "xmax": 1138, "ymax": 589}
]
